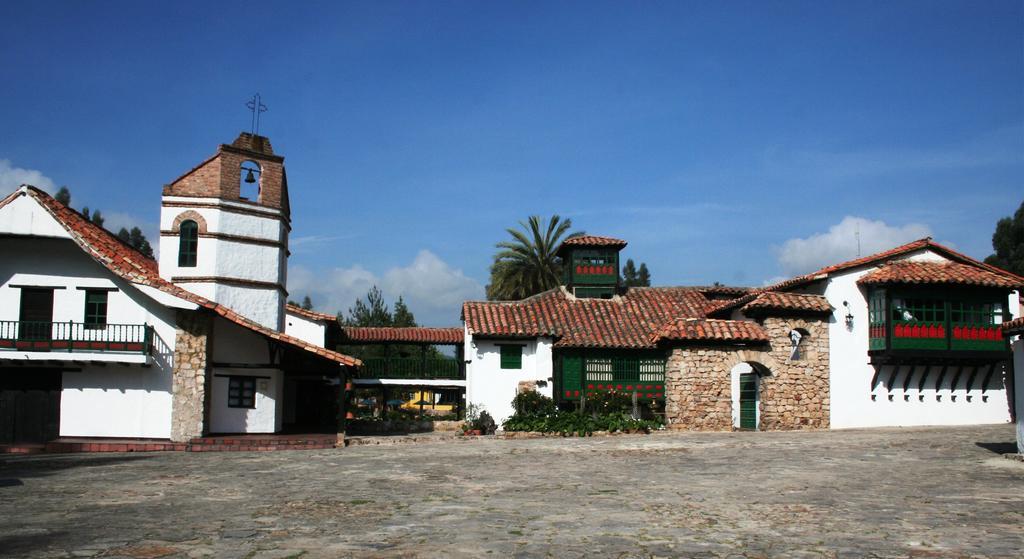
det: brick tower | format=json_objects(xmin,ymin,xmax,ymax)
[{"xmin": 159, "ymin": 133, "xmax": 291, "ymax": 331}]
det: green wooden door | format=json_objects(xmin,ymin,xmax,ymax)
[
  {"xmin": 739, "ymin": 373, "xmax": 757, "ymax": 430},
  {"xmin": 561, "ymin": 355, "xmax": 582, "ymax": 399}
]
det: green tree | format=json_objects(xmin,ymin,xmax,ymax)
[
  {"xmin": 55, "ymin": 186, "xmax": 71, "ymax": 206},
  {"xmin": 984, "ymin": 199, "xmax": 1024, "ymax": 276},
  {"xmin": 118, "ymin": 227, "xmax": 154, "ymax": 259},
  {"xmin": 486, "ymin": 215, "xmax": 581, "ymax": 300},
  {"xmin": 621, "ymin": 259, "xmax": 638, "ymax": 285},
  {"xmin": 637, "ymin": 263, "xmax": 651, "ymax": 287},
  {"xmin": 344, "ymin": 286, "xmax": 394, "ymax": 327},
  {"xmin": 301, "ymin": 295, "xmax": 313, "ymax": 310},
  {"xmin": 620, "ymin": 258, "xmax": 652, "ymax": 287},
  {"xmin": 392, "ymin": 296, "xmax": 416, "ymax": 327}
]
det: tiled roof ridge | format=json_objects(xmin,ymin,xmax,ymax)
[
  {"xmin": 341, "ymin": 326, "xmax": 464, "ymax": 345},
  {"xmin": 740, "ymin": 292, "xmax": 832, "ymax": 315},
  {"xmin": 1003, "ymin": 316, "xmax": 1024, "ymax": 334},
  {"xmin": 653, "ymin": 318, "xmax": 769, "ymax": 344},
  {"xmin": 16, "ymin": 186, "xmax": 360, "ymax": 368},
  {"xmin": 856, "ymin": 260, "xmax": 1024, "ymax": 289},
  {"xmin": 285, "ymin": 303, "xmax": 338, "ymax": 323}
]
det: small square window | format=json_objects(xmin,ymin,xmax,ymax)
[
  {"xmin": 228, "ymin": 376, "xmax": 257, "ymax": 408},
  {"xmin": 84, "ymin": 290, "xmax": 108, "ymax": 330},
  {"xmin": 499, "ymin": 345, "xmax": 523, "ymax": 370}
]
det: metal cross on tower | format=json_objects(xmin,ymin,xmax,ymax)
[{"xmin": 246, "ymin": 93, "xmax": 268, "ymax": 135}]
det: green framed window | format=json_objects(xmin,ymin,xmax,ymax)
[
  {"xmin": 178, "ymin": 220, "xmax": 199, "ymax": 267},
  {"xmin": 84, "ymin": 290, "xmax": 108, "ymax": 329},
  {"xmin": 499, "ymin": 344, "xmax": 523, "ymax": 369},
  {"xmin": 227, "ymin": 376, "xmax": 256, "ymax": 409}
]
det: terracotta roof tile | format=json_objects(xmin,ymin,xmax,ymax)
[
  {"xmin": 741, "ymin": 292, "xmax": 832, "ymax": 315},
  {"xmin": 857, "ymin": 261, "xmax": 1024, "ymax": 289},
  {"xmin": 707, "ymin": 238, "xmax": 1024, "ymax": 317},
  {"xmin": 1002, "ymin": 316, "xmax": 1024, "ymax": 334},
  {"xmin": 341, "ymin": 327, "xmax": 464, "ymax": 345},
  {"xmin": 285, "ymin": 304, "xmax": 337, "ymax": 322},
  {"xmin": 654, "ymin": 319, "xmax": 769, "ymax": 344},
  {"xmin": 557, "ymin": 235, "xmax": 628, "ymax": 253},
  {"xmin": 10, "ymin": 186, "xmax": 360, "ymax": 368},
  {"xmin": 463, "ymin": 287, "xmax": 713, "ymax": 349}
]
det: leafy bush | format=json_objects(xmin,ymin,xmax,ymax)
[
  {"xmin": 473, "ymin": 410, "xmax": 497, "ymax": 435},
  {"xmin": 584, "ymin": 390, "xmax": 634, "ymax": 416},
  {"xmin": 512, "ymin": 391, "xmax": 556, "ymax": 416}
]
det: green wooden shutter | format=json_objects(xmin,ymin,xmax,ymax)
[
  {"xmin": 739, "ymin": 374, "xmax": 757, "ymax": 430},
  {"xmin": 500, "ymin": 345, "xmax": 522, "ymax": 369}
]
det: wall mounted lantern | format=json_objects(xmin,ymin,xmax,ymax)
[{"xmin": 842, "ymin": 301, "xmax": 854, "ymax": 329}]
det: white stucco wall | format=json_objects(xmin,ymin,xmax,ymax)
[
  {"xmin": 0, "ymin": 190, "xmax": 73, "ymax": 238},
  {"xmin": 1012, "ymin": 337, "xmax": 1024, "ymax": 453},
  {"xmin": 465, "ymin": 333, "xmax": 554, "ymax": 426},
  {"xmin": 825, "ymin": 249, "xmax": 1013, "ymax": 429},
  {"xmin": 159, "ymin": 196, "xmax": 287, "ymax": 331},
  {"xmin": 208, "ymin": 317, "xmax": 284, "ymax": 433},
  {"xmin": 0, "ymin": 233, "xmax": 179, "ymax": 439},
  {"xmin": 284, "ymin": 310, "xmax": 326, "ymax": 347},
  {"xmin": 60, "ymin": 365, "xmax": 173, "ymax": 438},
  {"xmin": 209, "ymin": 368, "xmax": 283, "ymax": 434}
]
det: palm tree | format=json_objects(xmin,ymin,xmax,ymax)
[{"xmin": 486, "ymin": 215, "xmax": 582, "ymax": 300}]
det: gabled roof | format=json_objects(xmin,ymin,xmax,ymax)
[
  {"xmin": 340, "ymin": 327, "xmax": 464, "ymax": 345},
  {"xmin": 857, "ymin": 261, "xmax": 1024, "ymax": 289},
  {"xmin": 740, "ymin": 292, "xmax": 832, "ymax": 315},
  {"xmin": 556, "ymin": 235, "xmax": 628, "ymax": 254},
  {"xmin": 463, "ymin": 286, "xmax": 712, "ymax": 349},
  {"xmin": 654, "ymin": 319, "xmax": 769, "ymax": 344},
  {"xmin": 4, "ymin": 186, "xmax": 359, "ymax": 368},
  {"xmin": 707, "ymin": 238, "xmax": 1024, "ymax": 317}
]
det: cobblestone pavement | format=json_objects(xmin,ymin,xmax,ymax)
[{"xmin": 1, "ymin": 425, "xmax": 1022, "ymax": 558}]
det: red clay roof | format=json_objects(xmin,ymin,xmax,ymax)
[
  {"xmin": 341, "ymin": 327, "xmax": 464, "ymax": 345},
  {"xmin": 654, "ymin": 319, "xmax": 769, "ymax": 344},
  {"xmin": 857, "ymin": 261, "xmax": 1024, "ymax": 289},
  {"xmin": 1003, "ymin": 317, "xmax": 1024, "ymax": 334},
  {"xmin": 740, "ymin": 292, "xmax": 832, "ymax": 315},
  {"xmin": 285, "ymin": 304, "xmax": 337, "ymax": 323},
  {"xmin": 463, "ymin": 287, "xmax": 713, "ymax": 349},
  {"xmin": 708, "ymin": 238, "xmax": 1024, "ymax": 317},
  {"xmin": 8, "ymin": 186, "xmax": 359, "ymax": 368},
  {"xmin": 557, "ymin": 235, "xmax": 628, "ymax": 253}
]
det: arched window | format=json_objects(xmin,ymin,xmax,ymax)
[
  {"xmin": 789, "ymin": 328, "xmax": 810, "ymax": 361},
  {"xmin": 178, "ymin": 220, "xmax": 198, "ymax": 267},
  {"xmin": 239, "ymin": 160, "xmax": 261, "ymax": 201}
]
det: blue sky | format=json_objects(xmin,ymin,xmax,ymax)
[{"xmin": 1, "ymin": 1, "xmax": 1021, "ymax": 325}]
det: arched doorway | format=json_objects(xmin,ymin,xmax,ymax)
[{"xmin": 731, "ymin": 361, "xmax": 770, "ymax": 430}]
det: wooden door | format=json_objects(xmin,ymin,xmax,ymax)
[
  {"xmin": 18, "ymin": 288, "xmax": 54, "ymax": 341},
  {"xmin": 0, "ymin": 369, "xmax": 61, "ymax": 444},
  {"xmin": 739, "ymin": 373, "xmax": 757, "ymax": 430}
]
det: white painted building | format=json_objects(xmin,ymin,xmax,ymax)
[
  {"xmin": 463, "ymin": 236, "xmax": 1022, "ymax": 431},
  {"xmin": 1004, "ymin": 317, "xmax": 1024, "ymax": 453},
  {"xmin": 0, "ymin": 133, "xmax": 359, "ymax": 446}
]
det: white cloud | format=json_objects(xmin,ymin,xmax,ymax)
[
  {"xmin": 288, "ymin": 250, "xmax": 483, "ymax": 326},
  {"xmin": 0, "ymin": 159, "xmax": 56, "ymax": 193},
  {"xmin": 775, "ymin": 216, "xmax": 932, "ymax": 277}
]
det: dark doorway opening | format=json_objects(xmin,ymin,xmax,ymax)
[
  {"xmin": 283, "ymin": 378, "xmax": 339, "ymax": 433},
  {"xmin": 18, "ymin": 288, "xmax": 54, "ymax": 342},
  {"xmin": 0, "ymin": 368, "xmax": 62, "ymax": 444}
]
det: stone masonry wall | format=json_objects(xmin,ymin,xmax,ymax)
[
  {"xmin": 665, "ymin": 316, "xmax": 830, "ymax": 431},
  {"xmin": 170, "ymin": 310, "xmax": 212, "ymax": 442}
]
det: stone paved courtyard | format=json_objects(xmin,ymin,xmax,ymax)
[{"xmin": 1, "ymin": 425, "xmax": 1022, "ymax": 558}]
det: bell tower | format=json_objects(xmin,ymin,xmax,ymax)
[
  {"xmin": 159, "ymin": 132, "xmax": 291, "ymax": 331},
  {"xmin": 557, "ymin": 235, "xmax": 627, "ymax": 299}
]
